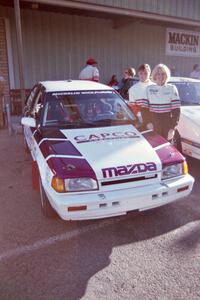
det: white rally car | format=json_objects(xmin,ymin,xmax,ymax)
[
  {"xmin": 169, "ymin": 77, "xmax": 200, "ymax": 160},
  {"xmin": 21, "ymin": 80, "xmax": 194, "ymax": 220}
]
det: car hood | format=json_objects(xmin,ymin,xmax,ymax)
[
  {"xmin": 181, "ymin": 106, "xmax": 200, "ymax": 127},
  {"xmin": 59, "ymin": 125, "xmax": 162, "ymax": 180}
]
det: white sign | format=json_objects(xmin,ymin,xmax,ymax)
[{"xmin": 166, "ymin": 28, "xmax": 200, "ymax": 57}]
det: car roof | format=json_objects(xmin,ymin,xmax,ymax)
[
  {"xmin": 169, "ymin": 77, "xmax": 200, "ymax": 83},
  {"xmin": 39, "ymin": 80, "xmax": 113, "ymax": 92}
]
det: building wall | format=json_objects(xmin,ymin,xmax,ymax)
[
  {"xmin": 75, "ymin": 0, "xmax": 200, "ymax": 21},
  {"xmin": 0, "ymin": 18, "xmax": 9, "ymax": 127},
  {"xmin": 0, "ymin": 5, "xmax": 199, "ymax": 89}
]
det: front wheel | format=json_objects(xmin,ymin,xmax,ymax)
[
  {"xmin": 171, "ymin": 130, "xmax": 182, "ymax": 153},
  {"xmin": 39, "ymin": 178, "xmax": 57, "ymax": 218}
]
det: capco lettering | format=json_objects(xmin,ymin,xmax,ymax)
[{"xmin": 74, "ymin": 131, "xmax": 139, "ymax": 143}]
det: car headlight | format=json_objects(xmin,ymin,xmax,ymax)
[
  {"xmin": 51, "ymin": 177, "xmax": 98, "ymax": 193},
  {"xmin": 162, "ymin": 161, "xmax": 188, "ymax": 180},
  {"xmin": 65, "ymin": 178, "xmax": 98, "ymax": 192}
]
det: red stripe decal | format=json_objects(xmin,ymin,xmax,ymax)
[
  {"xmin": 156, "ymin": 145, "xmax": 184, "ymax": 167},
  {"xmin": 143, "ymin": 131, "xmax": 184, "ymax": 166},
  {"xmin": 47, "ymin": 157, "xmax": 97, "ymax": 180},
  {"xmin": 143, "ymin": 131, "xmax": 167, "ymax": 148},
  {"xmin": 40, "ymin": 140, "xmax": 82, "ymax": 158}
]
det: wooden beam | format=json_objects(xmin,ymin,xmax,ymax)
[{"xmin": 112, "ymin": 18, "xmax": 135, "ymax": 30}]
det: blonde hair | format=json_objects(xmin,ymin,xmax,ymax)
[{"xmin": 152, "ymin": 64, "xmax": 171, "ymax": 83}]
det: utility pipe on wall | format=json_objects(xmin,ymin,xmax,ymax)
[{"xmin": 14, "ymin": 0, "xmax": 26, "ymax": 112}]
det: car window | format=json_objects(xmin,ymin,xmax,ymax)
[
  {"xmin": 172, "ymin": 82, "xmax": 200, "ymax": 105},
  {"xmin": 42, "ymin": 90, "xmax": 135, "ymax": 128}
]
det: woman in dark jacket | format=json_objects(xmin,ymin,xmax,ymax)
[{"xmin": 118, "ymin": 68, "xmax": 136, "ymax": 100}]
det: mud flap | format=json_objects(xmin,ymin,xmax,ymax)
[{"xmin": 32, "ymin": 161, "xmax": 39, "ymax": 191}]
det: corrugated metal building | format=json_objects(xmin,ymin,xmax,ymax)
[{"xmin": 0, "ymin": 0, "xmax": 200, "ymax": 92}]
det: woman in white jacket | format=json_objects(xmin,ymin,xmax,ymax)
[{"xmin": 146, "ymin": 64, "xmax": 181, "ymax": 141}]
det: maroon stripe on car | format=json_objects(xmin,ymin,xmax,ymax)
[
  {"xmin": 47, "ymin": 157, "xmax": 97, "ymax": 180},
  {"xmin": 33, "ymin": 129, "xmax": 67, "ymax": 146},
  {"xmin": 143, "ymin": 131, "xmax": 167, "ymax": 148},
  {"xmin": 40, "ymin": 140, "xmax": 82, "ymax": 158},
  {"xmin": 143, "ymin": 131, "xmax": 185, "ymax": 166},
  {"xmin": 156, "ymin": 144, "xmax": 184, "ymax": 167},
  {"xmin": 42, "ymin": 130, "xmax": 66, "ymax": 139}
]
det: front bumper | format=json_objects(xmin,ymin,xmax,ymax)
[{"xmin": 46, "ymin": 174, "xmax": 194, "ymax": 220}]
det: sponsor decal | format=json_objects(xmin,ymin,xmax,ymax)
[
  {"xmin": 166, "ymin": 28, "xmax": 200, "ymax": 57},
  {"xmin": 74, "ymin": 131, "xmax": 139, "ymax": 143},
  {"xmin": 102, "ymin": 162, "xmax": 157, "ymax": 178},
  {"xmin": 52, "ymin": 90, "xmax": 114, "ymax": 96},
  {"xmin": 149, "ymin": 88, "xmax": 158, "ymax": 94}
]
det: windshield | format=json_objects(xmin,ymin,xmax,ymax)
[
  {"xmin": 42, "ymin": 90, "xmax": 135, "ymax": 128},
  {"xmin": 173, "ymin": 82, "xmax": 200, "ymax": 106}
]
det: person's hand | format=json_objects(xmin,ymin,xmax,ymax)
[
  {"xmin": 167, "ymin": 129, "xmax": 175, "ymax": 141},
  {"xmin": 146, "ymin": 122, "xmax": 154, "ymax": 130}
]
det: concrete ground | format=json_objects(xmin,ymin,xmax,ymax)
[{"xmin": 0, "ymin": 128, "xmax": 199, "ymax": 300}]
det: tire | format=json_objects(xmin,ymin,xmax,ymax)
[
  {"xmin": 171, "ymin": 130, "xmax": 182, "ymax": 153},
  {"xmin": 39, "ymin": 178, "xmax": 57, "ymax": 218}
]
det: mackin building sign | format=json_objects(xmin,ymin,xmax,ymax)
[{"xmin": 166, "ymin": 28, "xmax": 200, "ymax": 57}]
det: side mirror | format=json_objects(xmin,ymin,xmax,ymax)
[{"xmin": 21, "ymin": 117, "xmax": 36, "ymax": 128}]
